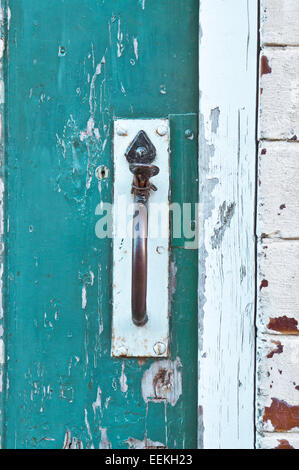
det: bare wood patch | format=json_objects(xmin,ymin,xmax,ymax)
[
  {"xmin": 126, "ymin": 437, "xmax": 166, "ymax": 449},
  {"xmin": 141, "ymin": 357, "xmax": 182, "ymax": 406}
]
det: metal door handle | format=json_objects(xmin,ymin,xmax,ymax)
[{"xmin": 125, "ymin": 131, "xmax": 159, "ymax": 326}]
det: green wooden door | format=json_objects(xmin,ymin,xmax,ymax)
[{"xmin": 1, "ymin": 0, "xmax": 198, "ymax": 449}]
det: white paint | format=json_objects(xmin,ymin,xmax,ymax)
[
  {"xmin": 127, "ymin": 437, "xmax": 165, "ymax": 449},
  {"xmin": 99, "ymin": 427, "xmax": 111, "ymax": 449},
  {"xmin": 257, "ymin": 433, "xmax": 299, "ymax": 449},
  {"xmin": 261, "ymin": 0, "xmax": 299, "ymax": 46},
  {"xmin": 63, "ymin": 430, "xmax": 83, "ymax": 449},
  {"xmin": 257, "ymin": 240, "xmax": 299, "ymax": 333},
  {"xmin": 138, "ymin": 0, "xmax": 146, "ymax": 11},
  {"xmin": 258, "ymin": 142, "xmax": 299, "ymax": 239},
  {"xmin": 0, "ymin": 339, "xmax": 3, "ymax": 365},
  {"xmin": 0, "ymin": 39, "xmax": 4, "ymax": 60},
  {"xmin": 257, "ymin": 336, "xmax": 299, "ymax": 432},
  {"xmin": 133, "ymin": 37, "xmax": 138, "ymax": 60},
  {"xmin": 112, "ymin": 119, "xmax": 170, "ymax": 358},
  {"xmin": 117, "ymin": 19, "xmax": 124, "ymax": 58},
  {"xmin": 81, "ymin": 284, "xmax": 87, "ymax": 310},
  {"xmin": 89, "ymin": 55, "xmax": 105, "ymax": 115},
  {"xmin": 120, "ymin": 361, "xmax": 128, "ymax": 394},
  {"xmin": 92, "ymin": 386, "xmax": 102, "ymax": 417},
  {"xmin": 259, "ymin": 47, "xmax": 299, "ymax": 140},
  {"xmin": 198, "ymin": 0, "xmax": 257, "ymax": 449},
  {"xmin": 84, "ymin": 409, "xmax": 94, "ymax": 448},
  {"xmin": 141, "ymin": 357, "xmax": 182, "ymax": 406},
  {"xmin": 257, "ymin": 0, "xmax": 299, "ymax": 448}
]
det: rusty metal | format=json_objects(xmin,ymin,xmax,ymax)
[{"xmin": 125, "ymin": 131, "xmax": 159, "ymax": 326}]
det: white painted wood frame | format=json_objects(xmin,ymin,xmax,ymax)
[{"xmin": 198, "ymin": 1, "xmax": 258, "ymax": 448}]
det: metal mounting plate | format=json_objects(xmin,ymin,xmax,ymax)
[{"xmin": 112, "ymin": 119, "xmax": 170, "ymax": 358}]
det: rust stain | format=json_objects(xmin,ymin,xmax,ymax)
[
  {"xmin": 153, "ymin": 368, "xmax": 172, "ymax": 398},
  {"xmin": 260, "ymin": 279, "xmax": 268, "ymax": 290},
  {"xmin": 267, "ymin": 316, "xmax": 299, "ymax": 334},
  {"xmin": 267, "ymin": 341, "xmax": 283, "ymax": 359},
  {"xmin": 274, "ymin": 439, "xmax": 295, "ymax": 450},
  {"xmin": 261, "ymin": 148, "xmax": 267, "ymax": 155},
  {"xmin": 261, "ymin": 56, "xmax": 272, "ymax": 76},
  {"xmin": 263, "ymin": 398, "xmax": 299, "ymax": 431}
]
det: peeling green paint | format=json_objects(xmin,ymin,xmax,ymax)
[{"xmin": 2, "ymin": 0, "xmax": 198, "ymax": 449}]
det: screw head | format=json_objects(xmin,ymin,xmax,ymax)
[
  {"xmin": 153, "ymin": 342, "xmax": 166, "ymax": 356},
  {"xmin": 116, "ymin": 127, "xmax": 128, "ymax": 136},
  {"xmin": 156, "ymin": 125, "xmax": 168, "ymax": 137},
  {"xmin": 184, "ymin": 129, "xmax": 194, "ymax": 139}
]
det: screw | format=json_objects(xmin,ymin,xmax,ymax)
[
  {"xmin": 58, "ymin": 46, "xmax": 66, "ymax": 56},
  {"xmin": 156, "ymin": 125, "xmax": 168, "ymax": 137},
  {"xmin": 153, "ymin": 342, "xmax": 166, "ymax": 356},
  {"xmin": 184, "ymin": 129, "xmax": 194, "ymax": 140},
  {"xmin": 136, "ymin": 146, "xmax": 147, "ymax": 158},
  {"xmin": 116, "ymin": 127, "xmax": 128, "ymax": 136}
]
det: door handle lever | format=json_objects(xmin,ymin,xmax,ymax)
[{"xmin": 125, "ymin": 131, "xmax": 160, "ymax": 326}]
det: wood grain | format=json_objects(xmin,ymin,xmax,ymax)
[
  {"xmin": 261, "ymin": 0, "xmax": 299, "ymax": 46},
  {"xmin": 198, "ymin": 0, "xmax": 257, "ymax": 449}
]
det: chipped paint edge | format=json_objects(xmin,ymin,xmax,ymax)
[{"xmin": 198, "ymin": 0, "xmax": 258, "ymax": 449}]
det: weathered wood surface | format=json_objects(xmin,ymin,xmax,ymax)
[
  {"xmin": 1, "ymin": 0, "xmax": 199, "ymax": 449},
  {"xmin": 198, "ymin": 0, "xmax": 257, "ymax": 449},
  {"xmin": 257, "ymin": 0, "xmax": 299, "ymax": 448}
]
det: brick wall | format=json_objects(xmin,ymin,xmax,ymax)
[{"xmin": 257, "ymin": 0, "xmax": 299, "ymax": 449}]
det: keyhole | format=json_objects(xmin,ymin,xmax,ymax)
[{"xmin": 95, "ymin": 165, "xmax": 109, "ymax": 180}]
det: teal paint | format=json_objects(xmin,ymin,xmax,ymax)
[{"xmin": 2, "ymin": 0, "xmax": 198, "ymax": 448}]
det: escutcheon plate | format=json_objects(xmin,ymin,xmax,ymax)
[{"xmin": 112, "ymin": 119, "xmax": 170, "ymax": 358}]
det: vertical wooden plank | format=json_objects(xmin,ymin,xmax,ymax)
[{"xmin": 198, "ymin": 0, "xmax": 257, "ymax": 448}]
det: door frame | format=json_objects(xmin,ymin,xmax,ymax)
[{"xmin": 198, "ymin": 0, "xmax": 258, "ymax": 449}]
